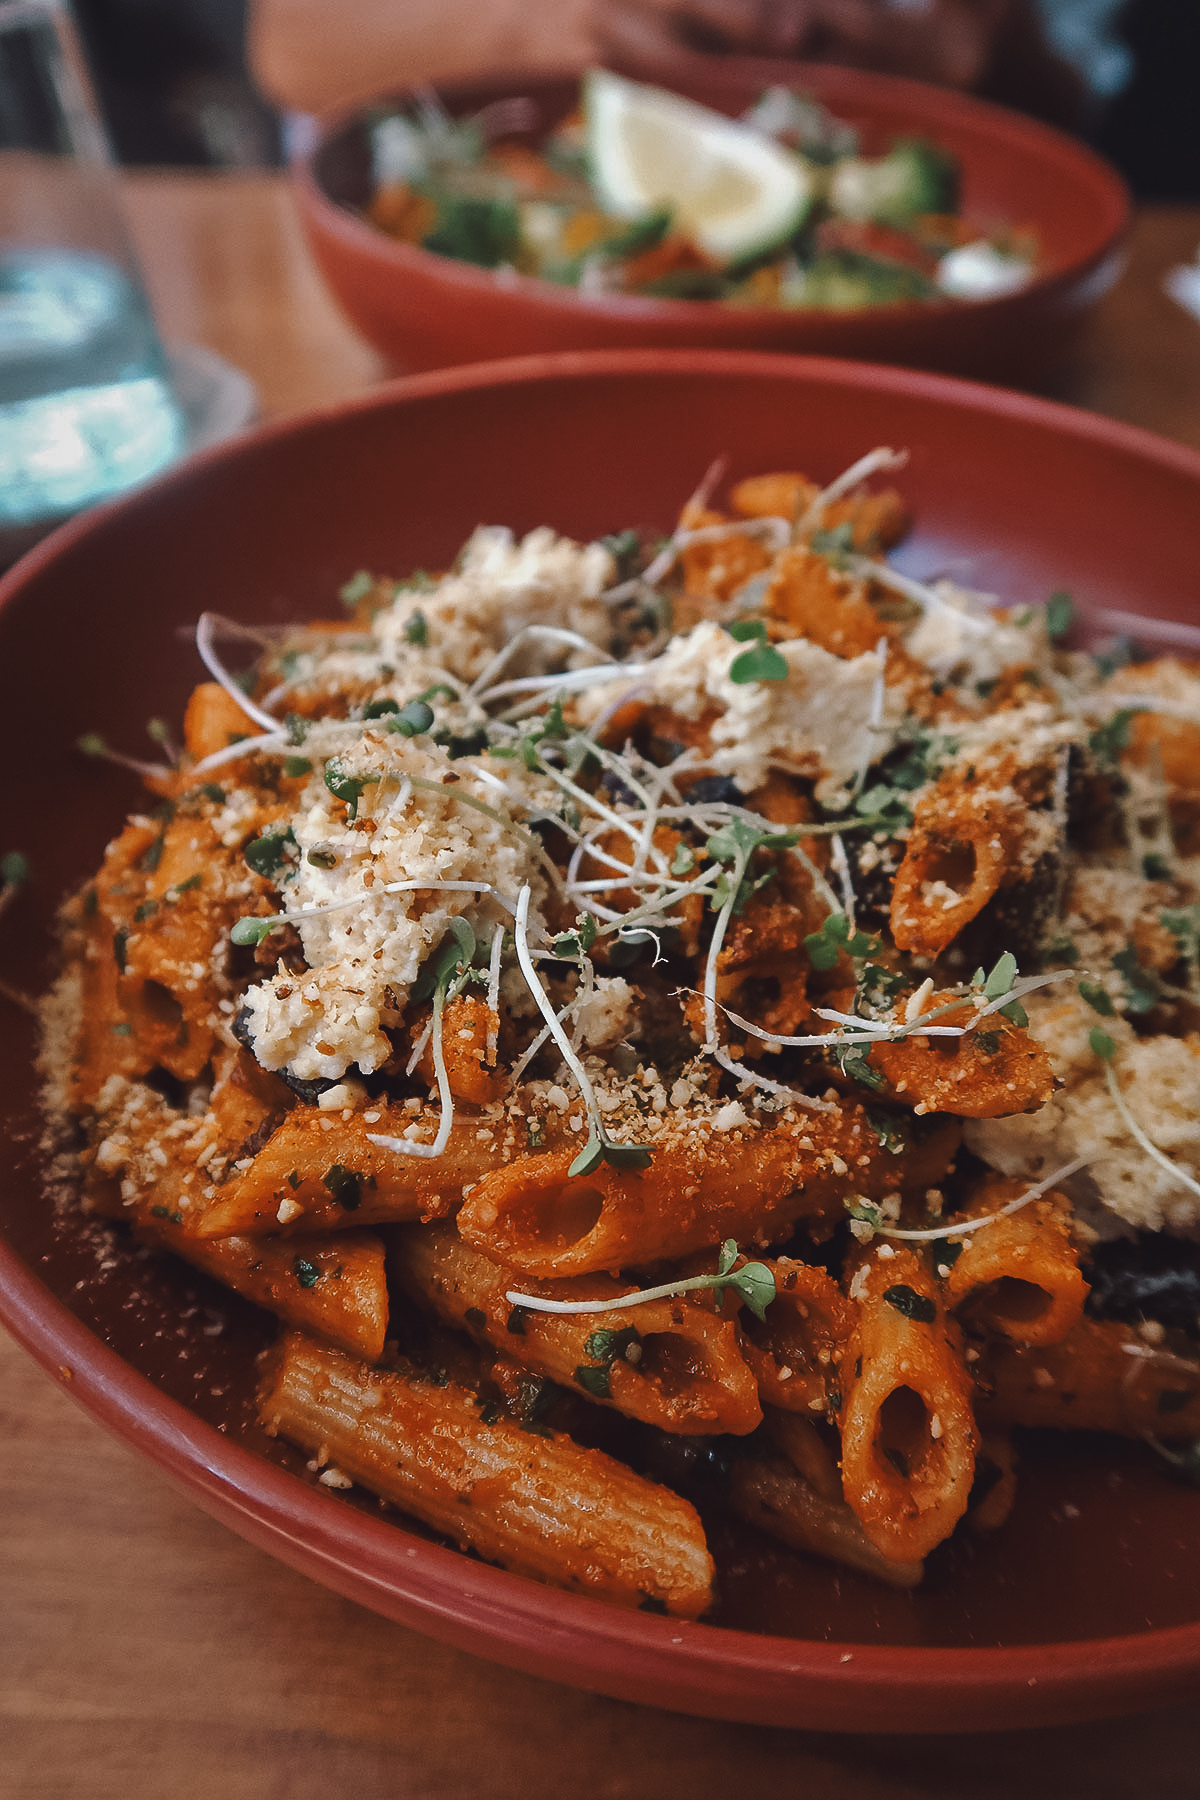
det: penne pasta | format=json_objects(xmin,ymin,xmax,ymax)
[
  {"xmin": 729, "ymin": 1453, "xmax": 924, "ymax": 1589},
  {"xmin": 41, "ymin": 457, "xmax": 1200, "ymax": 1613},
  {"xmin": 980, "ymin": 1316, "xmax": 1200, "ymax": 1440},
  {"xmin": 838, "ymin": 1245, "xmax": 979, "ymax": 1564},
  {"xmin": 456, "ymin": 1111, "xmax": 960, "ymax": 1278},
  {"xmin": 735, "ymin": 1256, "xmax": 852, "ymax": 1415},
  {"xmin": 259, "ymin": 1331, "xmax": 714, "ymax": 1617},
  {"xmin": 942, "ymin": 1176, "xmax": 1087, "ymax": 1345},
  {"xmin": 85, "ymin": 1170, "xmax": 388, "ymax": 1360},
  {"xmin": 392, "ymin": 1221, "xmax": 762, "ymax": 1435}
]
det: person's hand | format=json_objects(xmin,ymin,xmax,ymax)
[{"xmin": 594, "ymin": 0, "xmax": 1018, "ymax": 93}]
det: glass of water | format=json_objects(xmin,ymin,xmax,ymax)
[{"xmin": 0, "ymin": 0, "xmax": 186, "ymax": 550}]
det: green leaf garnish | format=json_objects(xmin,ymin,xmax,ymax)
[
  {"xmin": 836, "ymin": 1043, "xmax": 884, "ymax": 1091},
  {"xmin": 804, "ymin": 911, "xmax": 880, "ymax": 971},
  {"xmin": 363, "ymin": 697, "xmax": 400, "ymax": 720},
  {"xmin": 552, "ymin": 913, "xmax": 599, "ymax": 959},
  {"xmin": 982, "ymin": 951, "xmax": 1018, "ymax": 1000},
  {"xmin": 293, "ymin": 1257, "xmax": 321, "ymax": 1288},
  {"xmin": 404, "ymin": 608, "xmax": 429, "ymax": 645},
  {"xmin": 339, "ymin": 570, "xmax": 374, "ymax": 608},
  {"xmin": 846, "ymin": 1197, "xmax": 885, "ymax": 1228},
  {"xmin": 244, "ymin": 827, "xmax": 300, "ymax": 883},
  {"xmin": 230, "ymin": 916, "xmax": 279, "ymax": 947},
  {"xmin": 730, "ymin": 639, "xmax": 789, "ymax": 685},
  {"xmin": 1088, "ymin": 709, "xmax": 1134, "ymax": 770},
  {"xmin": 323, "ymin": 757, "xmax": 376, "ymax": 819},
  {"xmin": 584, "ymin": 1325, "xmax": 641, "ymax": 1365},
  {"xmin": 573, "ymin": 1363, "xmax": 613, "ymax": 1399},
  {"xmin": 1113, "ymin": 942, "xmax": 1160, "ymax": 1015},
  {"xmin": 1090, "ymin": 1026, "xmax": 1116, "ymax": 1061},
  {"xmin": 385, "ymin": 699, "xmax": 435, "ymax": 738},
  {"xmin": 1044, "ymin": 590, "xmax": 1075, "ymax": 640},
  {"xmin": 1, "ymin": 850, "xmax": 29, "ymax": 889},
  {"xmin": 863, "ymin": 1106, "xmax": 908, "ymax": 1156},
  {"xmin": 1079, "ymin": 981, "xmax": 1115, "ymax": 1017}
]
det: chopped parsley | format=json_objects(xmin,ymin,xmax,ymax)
[
  {"xmin": 1113, "ymin": 942, "xmax": 1160, "ymax": 1015},
  {"xmin": 882, "ymin": 1284, "xmax": 936, "ymax": 1324},
  {"xmin": 322, "ymin": 1164, "xmax": 362, "ymax": 1210},
  {"xmin": 1088, "ymin": 709, "xmax": 1134, "ymax": 770}
]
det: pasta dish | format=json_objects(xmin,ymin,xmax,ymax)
[{"xmin": 38, "ymin": 448, "xmax": 1200, "ymax": 1619}]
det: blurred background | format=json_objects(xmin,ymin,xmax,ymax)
[{"xmin": 66, "ymin": 0, "xmax": 1200, "ymax": 198}]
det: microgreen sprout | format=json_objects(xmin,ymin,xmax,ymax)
[
  {"xmin": 323, "ymin": 757, "xmax": 377, "ymax": 819},
  {"xmin": 1, "ymin": 851, "xmax": 29, "ymax": 891},
  {"xmin": 365, "ymin": 917, "xmax": 483, "ymax": 1163},
  {"xmin": 1088, "ymin": 709, "xmax": 1134, "ymax": 770},
  {"xmin": 844, "ymin": 1155, "xmax": 1091, "ymax": 1243},
  {"xmin": 505, "ymin": 1238, "xmax": 776, "ymax": 1322},
  {"xmin": 1044, "ymin": 590, "xmax": 1075, "ymax": 640},
  {"xmin": 506, "ymin": 883, "xmax": 652, "ymax": 1177},
  {"xmin": 339, "ymin": 570, "xmax": 374, "ymax": 608},
  {"xmin": 727, "ymin": 619, "xmax": 788, "ymax": 685},
  {"xmin": 385, "ymin": 700, "xmax": 435, "ymax": 737},
  {"xmin": 804, "ymin": 910, "xmax": 880, "ymax": 971},
  {"xmin": 76, "ymin": 732, "xmax": 171, "ymax": 782}
]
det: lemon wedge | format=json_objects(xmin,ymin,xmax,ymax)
[{"xmin": 584, "ymin": 69, "xmax": 814, "ymax": 266}]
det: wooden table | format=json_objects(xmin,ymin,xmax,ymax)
[{"xmin": 6, "ymin": 172, "xmax": 1200, "ymax": 1800}]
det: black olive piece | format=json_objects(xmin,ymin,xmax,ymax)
[{"xmin": 1084, "ymin": 1232, "xmax": 1200, "ymax": 1337}]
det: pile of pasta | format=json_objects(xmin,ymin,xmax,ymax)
[{"xmin": 43, "ymin": 449, "xmax": 1200, "ymax": 1619}]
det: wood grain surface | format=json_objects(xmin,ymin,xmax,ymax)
[{"xmin": 5, "ymin": 172, "xmax": 1200, "ymax": 1800}]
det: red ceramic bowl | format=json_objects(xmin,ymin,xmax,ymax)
[
  {"xmin": 293, "ymin": 65, "xmax": 1129, "ymax": 383},
  {"xmin": 3, "ymin": 352, "xmax": 1200, "ymax": 1735}
]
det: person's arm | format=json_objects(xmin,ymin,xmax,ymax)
[{"xmin": 248, "ymin": 0, "xmax": 596, "ymax": 116}]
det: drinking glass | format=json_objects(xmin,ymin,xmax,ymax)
[{"xmin": 0, "ymin": 0, "xmax": 186, "ymax": 547}]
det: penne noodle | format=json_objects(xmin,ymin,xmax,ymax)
[
  {"xmin": 195, "ymin": 1105, "xmax": 502, "ymax": 1237},
  {"xmin": 736, "ymin": 1256, "xmax": 852, "ymax": 1415},
  {"xmin": 942, "ymin": 1177, "xmax": 1087, "ymax": 1346},
  {"xmin": 764, "ymin": 1406, "xmax": 843, "ymax": 1504},
  {"xmin": 729, "ymin": 1453, "xmax": 924, "ymax": 1590},
  {"xmin": 84, "ymin": 1167, "xmax": 387, "ymax": 1360},
  {"xmin": 456, "ymin": 1110, "xmax": 960, "ymax": 1278},
  {"xmin": 392, "ymin": 1221, "xmax": 762, "ymax": 1435},
  {"xmin": 979, "ymin": 1316, "xmax": 1200, "ymax": 1440},
  {"xmin": 838, "ymin": 1245, "xmax": 979, "ymax": 1564},
  {"xmin": 259, "ymin": 1331, "xmax": 714, "ymax": 1617}
]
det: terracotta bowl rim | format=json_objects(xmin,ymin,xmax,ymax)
[{"xmin": 292, "ymin": 61, "xmax": 1131, "ymax": 329}]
